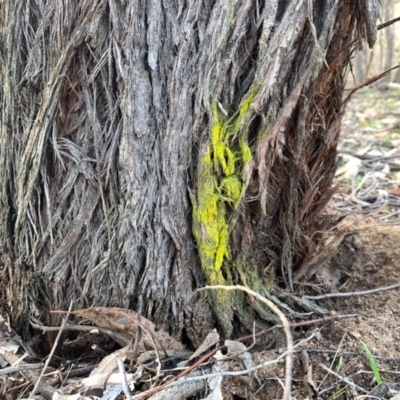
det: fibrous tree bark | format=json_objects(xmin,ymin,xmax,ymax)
[{"xmin": 0, "ymin": 0, "xmax": 380, "ymax": 343}]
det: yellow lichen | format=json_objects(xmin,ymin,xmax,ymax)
[
  {"xmin": 192, "ymin": 90, "xmax": 258, "ymax": 331},
  {"xmin": 194, "ymin": 151, "xmax": 229, "ymax": 273},
  {"xmin": 211, "ymin": 107, "xmax": 236, "ymax": 176},
  {"xmin": 240, "ymin": 138, "xmax": 252, "ymax": 165},
  {"xmin": 220, "ymin": 176, "xmax": 242, "ymax": 205}
]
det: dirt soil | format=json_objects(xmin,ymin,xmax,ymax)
[{"xmin": 223, "ymin": 215, "xmax": 400, "ymax": 399}]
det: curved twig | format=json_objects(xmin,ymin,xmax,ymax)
[
  {"xmin": 304, "ymin": 282, "xmax": 400, "ymax": 300},
  {"xmin": 199, "ymin": 285, "xmax": 293, "ymax": 400}
]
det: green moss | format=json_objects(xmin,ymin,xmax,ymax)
[{"xmin": 235, "ymin": 261, "xmax": 280, "ymax": 323}]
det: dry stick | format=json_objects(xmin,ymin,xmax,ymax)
[
  {"xmin": 31, "ymin": 321, "xmax": 131, "ymax": 345},
  {"xmin": 319, "ymin": 363, "xmax": 369, "ymax": 394},
  {"xmin": 237, "ymin": 313, "xmax": 356, "ymax": 343},
  {"xmin": 377, "ymin": 16, "xmax": 400, "ymax": 30},
  {"xmin": 350, "ymin": 369, "xmax": 400, "ymax": 377},
  {"xmin": 146, "ymin": 323, "xmax": 163, "ymax": 382},
  {"xmin": 0, "ymin": 364, "xmax": 44, "ymax": 376},
  {"xmin": 30, "ymin": 300, "xmax": 73, "ymax": 397},
  {"xmin": 145, "ymin": 334, "xmax": 316, "ymax": 391},
  {"xmin": 134, "ymin": 347, "xmax": 221, "ymax": 399},
  {"xmin": 133, "ymin": 314, "xmax": 353, "ymax": 399},
  {"xmin": 338, "ymin": 148, "xmax": 400, "ymax": 162},
  {"xmin": 118, "ymin": 359, "xmax": 133, "ymax": 400},
  {"xmin": 343, "ymin": 65, "xmax": 400, "ymax": 106},
  {"xmin": 317, "ymin": 333, "xmax": 347, "ymax": 392},
  {"xmin": 304, "ymin": 282, "xmax": 400, "ymax": 300},
  {"xmin": 380, "ymin": 210, "xmax": 400, "ymax": 220},
  {"xmin": 300, "ymin": 349, "xmax": 400, "ymax": 362},
  {"xmin": 61, "ymin": 365, "xmax": 95, "ymax": 379},
  {"xmin": 198, "ymin": 285, "xmax": 293, "ymax": 400}
]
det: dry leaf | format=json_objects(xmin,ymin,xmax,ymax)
[
  {"xmin": 335, "ymin": 155, "xmax": 362, "ymax": 179},
  {"xmin": 224, "ymin": 340, "xmax": 252, "ymax": 371},
  {"xmin": 189, "ymin": 329, "xmax": 220, "ymax": 361},
  {"xmin": 90, "ymin": 345, "xmax": 130, "ymax": 375},
  {"xmin": 301, "ymin": 350, "xmax": 317, "ymax": 396},
  {"xmin": 52, "ymin": 307, "xmax": 187, "ymax": 354},
  {"xmin": 202, "ymin": 359, "xmax": 229, "ymax": 400},
  {"xmin": 63, "ymin": 372, "xmax": 134, "ymax": 397},
  {"xmin": 0, "ymin": 338, "xmax": 19, "ymax": 356},
  {"xmin": 349, "ymin": 331, "xmax": 361, "ymax": 339},
  {"xmin": 52, "ymin": 394, "xmax": 88, "ymax": 400}
]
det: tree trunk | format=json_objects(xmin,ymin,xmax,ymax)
[{"xmin": 0, "ymin": 0, "xmax": 380, "ymax": 343}]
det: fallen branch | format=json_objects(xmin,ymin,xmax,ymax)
[
  {"xmin": 145, "ymin": 333, "xmax": 316, "ymax": 389},
  {"xmin": 300, "ymin": 349, "xmax": 400, "ymax": 362},
  {"xmin": 136, "ymin": 333, "xmax": 316, "ymax": 400},
  {"xmin": 304, "ymin": 282, "xmax": 400, "ymax": 300}
]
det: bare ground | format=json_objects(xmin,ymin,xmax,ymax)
[{"xmin": 223, "ymin": 215, "xmax": 400, "ymax": 399}]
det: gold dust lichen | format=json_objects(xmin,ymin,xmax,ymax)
[
  {"xmin": 220, "ymin": 176, "xmax": 242, "ymax": 205},
  {"xmin": 192, "ymin": 92, "xmax": 257, "ymax": 331}
]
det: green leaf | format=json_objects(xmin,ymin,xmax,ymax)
[{"xmin": 359, "ymin": 340, "xmax": 382, "ymax": 384}]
